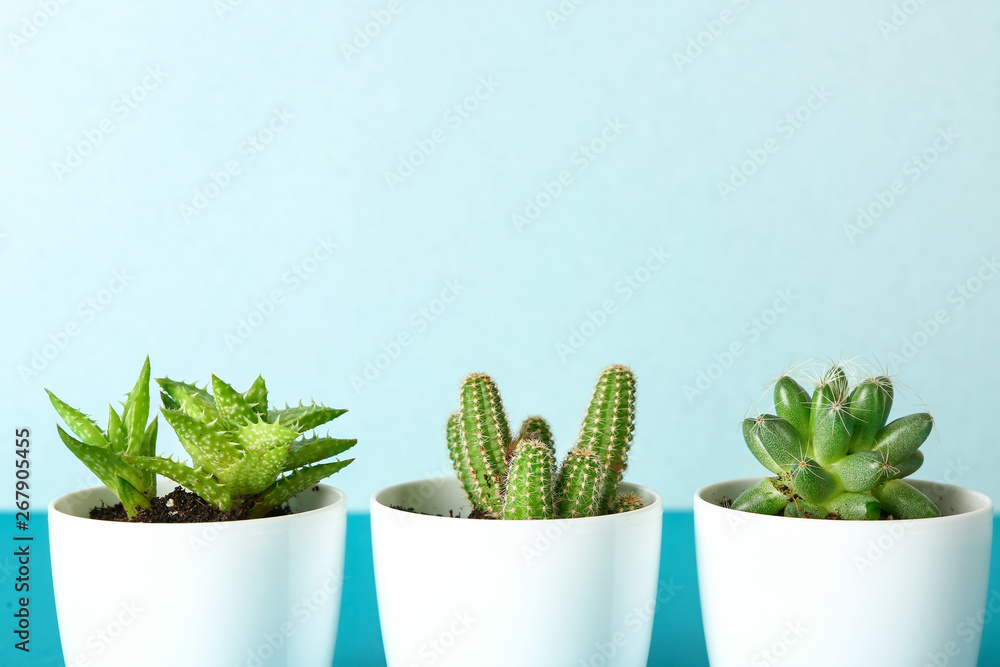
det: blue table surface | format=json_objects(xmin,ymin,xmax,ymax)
[{"xmin": 3, "ymin": 512, "xmax": 999, "ymax": 666}]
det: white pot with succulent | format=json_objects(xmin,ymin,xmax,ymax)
[
  {"xmin": 694, "ymin": 362, "xmax": 994, "ymax": 667},
  {"xmin": 371, "ymin": 366, "xmax": 665, "ymax": 667},
  {"xmin": 45, "ymin": 359, "xmax": 356, "ymax": 667}
]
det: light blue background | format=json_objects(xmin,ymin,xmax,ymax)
[{"xmin": 2, "ymin": 1, "xmax": 998, "ymax": 512}]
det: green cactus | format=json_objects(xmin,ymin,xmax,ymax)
[
  {"xmin": 46, "ymin": 357, "xmax": 158, "ymax": 518},
  {"xmin": 128, "ymin": 374, "xmax": 355, "ymax": 518},
  {"xmin": 447, "ymin": 364, "xmax": 643, "ymax": 520},
  {"xmin": 733, "ymin": 363, "xmax": 940, "ymax": 520}
]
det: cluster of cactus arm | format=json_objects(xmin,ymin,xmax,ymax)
[
  {"xmin": 47, "ymin": 358, "xmax": 355, "ymax": 519},
  {"xmin": 446, "ymin": 364, "xmax": 645, "ymax": 520},
  {"xmin": 733, "ymin": 364, "xmax": 940, "ymax": 520}
]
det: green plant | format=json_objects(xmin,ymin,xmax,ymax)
[
  {"xmin": 127, "ymin": 374, "xmax": 355, "ymax": 518},
  {"xmin": 733, "ymin": 362, "xmax": 940, "ymax": 520},
  {"xmin": 46, "ymin": 357, "xmax": 158, "ymax": 518},
  {"xmin": 446, "ymin": 364, "xmax": 642, "ymax": 520}
]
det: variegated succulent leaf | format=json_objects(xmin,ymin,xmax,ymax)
[
  {"xmin": 268, "ymin": 403, "xmax": 347, "ymax": 432},
  {"xmin": 211, "ymin": 375, "xmax": 258, "ymax": 429},
  {"xmin": 283, "ymin": 436, "xmax": 357, "ymax": 471},
  {"xmin": 122, "ymin": 356, "xmax": 151, "ymax": 456},
  {"xmin": 249, "ymin": 459, "xmax": 354, "ymax": 519},
  {"xmin": 159, "ymin": 408, "xmax": 241, "ymax": 474},
  {"xmin": 244, "ymin": 375, "xmax": 269, "ymax": 421},
  {"xmin": 127, "ymin": 455, "xmax": 233, "ymax": 510},
  {"xmin": 215, "ymin": 445, "xmax": 290, "ymax": 496},
  {"xmin": 156, "ymin": 378, "xmax": 219, "ymax": 422}
]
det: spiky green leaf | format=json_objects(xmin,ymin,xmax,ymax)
[
  {"xmin": 107, "ymin": 405, "xmax": 126, "ymax": 453},
  {"xmin": 269, "ymin": 404, "xmax": 347, "ymax": 433},
  {"xmin": 127, "ymin": 455, "xmax": 233, "ymax": 510},
  {"xmin": 211, "ymin": 375, "xmax": 257, "ymax": 428},
  {"xmin": 283, "ymin": 437, "xmax": 356, "ymax": 471},
  {"xmin": 157, "ymin": 378, "xmax": 219, "ymax": 422},
  {"xmin": 46, "ymin": 390, "xmax": 109, "ymax": 449},
  {"xmin": 244, "ymin": 375, "xmax": 269, "ymax": 420},
  {"xmin": 250, "ymin": 459, "xmax": 354, "ymax": 518},
  {"xmin": 216, "ymin": 445, "xmax": 290, "ymax": 496},
  {"xmin": 122, "ymin": 356, "xmax": 151, "ymax": 456},
  {"xmin": 234, "ymin": 420, "xmax": 300, "ymax": 451},
  {"xmin": 56, "ymin": 426, "xmax": 144, "ymax": 492},
  {"xmin": 160, "ymin": 409, "xmax": 241, "ymax": 473}
]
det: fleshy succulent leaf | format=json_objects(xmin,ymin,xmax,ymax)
[
  {"xmin": 250, "ymin": 459, "xmax": 354, "ymax": 519},
  {"xmin": 283, "ymin": 436, "xmax": 356, "ymax": 471},
  {"xmin": 57, "ymin": 426, "xmax": 145, "ymax": 492},
  {"xmin": 159, "ymin": 408, "xmax": 241, "ymax": 473},
  {"xmin": 268, "ymin": 404, "xmax": 347, "ymax": 432},
  {"xmin": 234, "ymin": 420, "xmax": 300, "ymax": 451},
  {"xmin": 127, "ymin": 455, "xmax": 233, "ymax": 510},
  {"xmin": 107, "ymin": 405, "xmax": 126, "ymax": 453},
  {"xmin": 46, "ymin": 390, "xmax": 109, "ymax": 449},
  {"xmin": 122, "ymin": 356, "xmax": 151, "ymax": 456},
  {"xmin": 216, "ymin": 445, "xmax": 290, "ymax": 496},
  {"xmin": 156, "ymin": 378, "xmax": 219, "ymax": 422},
  {"xmin": 244, "ymin": 375, "xmax": 269, "ymax": 421},
  {"xmin": 211, "ymin": 375, "xmax": 257, "ymax": 428}
]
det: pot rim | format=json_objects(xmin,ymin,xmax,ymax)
[
  {"xmin": 47, "ymin": 482, "xmax": 347, "ymax": 527},
  {"xmin": 694, "ymin": 476, "xmax": 993, "ymax": 525},
  {"xmin": 371, "ymin": 475, "xmax": 662, "ymax": 525}
]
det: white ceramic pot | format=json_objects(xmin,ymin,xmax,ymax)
[
  {"xmin": 694, "ymin": 477, "xmax": 993, "ymax": 667},
  {"xmin": 370, "ymin": 476, "xmax": 663, "ymax": 667},
  {"xmin": 48, "ymin": 481, "xmax": 347, "ymax": 667}
]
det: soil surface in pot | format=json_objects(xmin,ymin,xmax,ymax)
[
  {"xmin": 390, "ymin": 505, "xmax": 493, "ymax": 519},
  {"xmin": 89, "ymin": 486, "xmax": 291, "ymax": 523}
]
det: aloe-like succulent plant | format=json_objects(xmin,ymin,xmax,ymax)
[
  {"xmin": 46, "ymin": 357, "xmax": 158, "ymax": 518},
  {"xmin": 127, "ymin": 374, "xmax": 355, "ymax": 518},
  {"xmin": 733, "ymin": 362, "xmax": 940, "ymax": 520},
  {"xmin": 447, "ymin": 364, "xmax": 642, "ymax": 520}
]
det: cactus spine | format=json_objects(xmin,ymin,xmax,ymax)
[
  {"xmin": 448, "ymin": 365, "xmax": 643, "ymax": 519},
  {"xmin": 733, "ymin": 363, "xmax": 940, "ymax": 520}
]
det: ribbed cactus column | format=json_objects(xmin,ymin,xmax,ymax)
[
  {"xmin": 503, "ymin": 438, "xmax": 556, "ymax": 520},
  {"xmin": 456, "ymin": 373, "xmax": 511, "ymax": 518},
  {"xmin": 574, "ymin": 364, "xmax": 637, "ymax": 514},
  {"xmin": 445, "ymin": 365, "xmax": 644, "ymax": 520},
  {"xmin": 554, "ymin": 450, "xmax": 606, "ymax": 518}
]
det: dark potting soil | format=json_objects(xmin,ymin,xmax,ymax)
[
  {"xmin": 389, "ymin": 504, "xmax": 494, "ymax": 519},
  {"xmin": 89, "ymin": 486, "xmax": 291, "ymax": 523}
]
